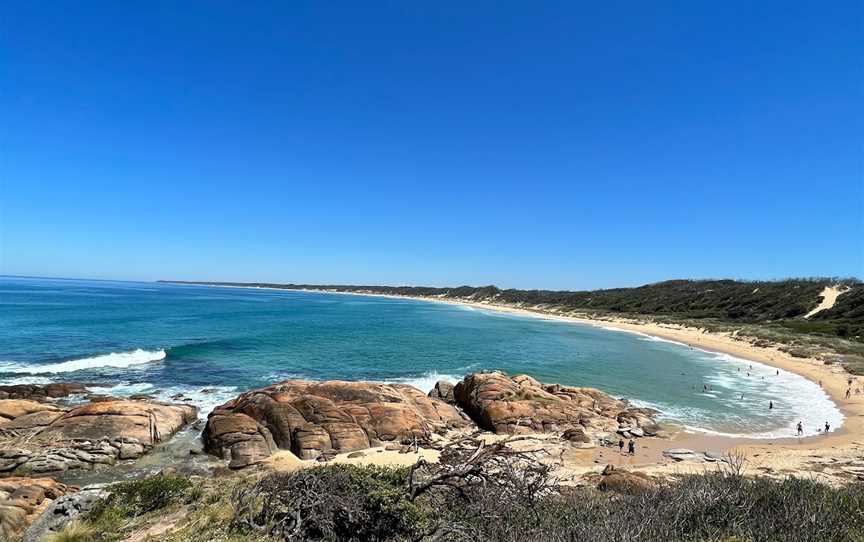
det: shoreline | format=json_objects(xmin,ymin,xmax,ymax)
[
  {"xmin": 146, "ymin": 282, "xmax": 864, "ymax": 480},
  {"xmin": 269, "ymin": 287, "xmax": 864, "ymax": 480},
  {"xmin": 178, "ymin": 283, "xmax": 856, "ymax": 436}
]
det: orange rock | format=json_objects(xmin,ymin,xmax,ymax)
[
  {"xmin": 0, "ymin": 477, "xmax": 75, "ymax": 540},
  {"xmin": 204, "ymin": 379, "xmax": 469, "ymax": 466},
  {"xmin": 36, "ymin": 400, "xmax": 197, "ymax": 445},
  {"xmin": 452, "ymin": 371, "xmax": 656, "ymax": 438},
  {"xmin": 0, "ymin": 400, "xmax": 59, "ymax": 421}
]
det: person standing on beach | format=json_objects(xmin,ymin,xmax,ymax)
[
  {"xmin": 847, "ymin": 388, "xmax": 852, "ymax": 399},
  {"xmin": 824, "ymin": 421, "xmax": 830, "ymax": 432},
  {"xmin": 797, "ymin": 421, "xmax": 803, "ymax": 436},
  {"xmin": 628, "ymin": 439, "xmax": 635, "ymax": 455},
  {"xmin": 618, "ymin": 438, "xmax": 624, "ymax": 454}
]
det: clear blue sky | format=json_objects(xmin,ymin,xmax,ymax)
[{"xmin": 2, "ymin": 2, "xmax": 862, "ymax": 290}]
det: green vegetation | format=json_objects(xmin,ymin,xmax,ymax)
[
  {"xmin": 63, "ymin": 465, "xmax": 864, "ymax": 542},
  {"xmin": 233, "ymin": 465, "xmax": 428, "ymax": 541}
]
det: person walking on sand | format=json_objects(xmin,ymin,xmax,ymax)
[
  {"xmin": 797, "ymin": 421, "xmax": 803, "ymax": 436},
  {"xmin": 628, "ymin": 439, "xmax": 635, "ymax": 455},
  {"xmin": 825, "ymin": 421, "xmax": 830, "ymax": 433},
  {"xmin": 618, "ymin": 438, "xmax": 624, "ymax": 454},
  {"xmin": 847, "ymin": 388, "xmax": 852, "ymax": 399}
]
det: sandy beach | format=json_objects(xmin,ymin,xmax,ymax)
[{"xmin": 282, "ymin": 288, "xmax": 864, "ymax": 484}]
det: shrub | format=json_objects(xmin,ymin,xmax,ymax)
[
  {"xmin": 232, "ymin": 464, "xmax": 427, "ymax": 541},
  {"xmin": 45, "ymin": 521, "xmax": 96, "ymax": 542},
  {"xmin": 104, "ymin": 474, "xmax": 194, "ymax": 516}
]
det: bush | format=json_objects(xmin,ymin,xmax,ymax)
[
  {"xmin": 45, "ymin": 521, "xmax": 96, "ymax": 542},
  {"xmin": 232, "ymin": 464, "xmax": 427, "ymax": 541},
  {"xmin": 433, "ymin": 473, "xmax": 864, "ymax": 542},
  {"xmin": 80, "ymin": 474, "xmax": 197, "ymax": 541},
  {"xmin": 231, "ymin": 463, "xmax": 864, "ymax": 542},
  {"xmin": 103, "ymin": 474, "xmax": 194, "ymax": 516}
]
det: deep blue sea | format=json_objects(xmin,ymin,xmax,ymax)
[{"xmin": 0, "ymin": 277, "xmax": 842, "ymax": 437}]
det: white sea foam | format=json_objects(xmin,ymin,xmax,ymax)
[
  {"xmin": 85, "ymin": 382, "xmax": 238, "ymax": 418},
  {"xmin": 152, "ymin": 385, "xmax": 239, "ymax": 417},
  {"xmin": 0, "ymin": 349, "xmax": 166, "ymax": 374},
  {"xmin": 0, "ymin": 375, "xmax": 55, "ymax": 385},
  {"xmin": 629, "ymin": 347, "xmax": 845, "ymax": 439},
  {"xmin": 383, "ymin": 371, "xmax": 461, "ymax": 393}
]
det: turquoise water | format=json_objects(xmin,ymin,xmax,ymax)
[{"xmin": 0, "ymin": 276, "xmax": 842, "ymax": 437}]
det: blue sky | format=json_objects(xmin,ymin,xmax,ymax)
[{"xmin": 2, "ymin": 2, "xmax": 862, "ymax": 289}]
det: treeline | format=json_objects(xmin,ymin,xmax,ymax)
[{"xmin": 161, "ymin": 278, "xmax": 863, "ymax": 340}]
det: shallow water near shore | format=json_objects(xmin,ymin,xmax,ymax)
[{"xmin": 0, "ymin": 276, "xmax": 843, "ymax": 439}]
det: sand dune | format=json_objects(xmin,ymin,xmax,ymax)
[{"xmin": 805, "ymin": 285, "xmax": 849, "ymax": 318}]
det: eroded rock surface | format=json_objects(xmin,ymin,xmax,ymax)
[
  {"xmin": 451, "ymin": 371, "xmax": 658, "ymax": 440},
  {"xmin": 203, "ymin": 380, "xmax": 470, "ymax": 468},
  {"xmin": 0, "ymin": 383, "xmax": 88, "ymax": 402},
  {"xmin": 595, "ymin": 464, "xmax": 656, "ymax": 493},
  {"xmin": 23, "ymin": 485, "xmax": 108, "ymax": 542},
  {"xmin": 0, "ymin": 477, "xmax": 75, "ymax": 541},
  {"xmin": 0, "ymin": 397, "xmax": 197, "ymax": 476}
]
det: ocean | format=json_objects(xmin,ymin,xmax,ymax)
[{"xmin": 0, "ymin": 276, "xmax": 843, "ymax": 438}]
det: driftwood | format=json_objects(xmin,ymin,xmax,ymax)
[{"xmin": 407, "ymin": 432, "xmax": 558, "ymax": 503}]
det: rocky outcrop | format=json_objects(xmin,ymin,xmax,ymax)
[
  {"xmin": 0, "ymin": 398, "xmax": 197, "ymax": 476},
  {"xmin": 35, "ymin": 400, "xmax": 197, "ymax": 445},
  {"xmin": 203, "ymin": 380, "xmax": 470, "ymax": 468},
  {"xmin": 596, "ymin": 464, "xmax": 656, "ymax": 493},
  {"xmin": 23, "ymin": 486, "xmax": 108, "ymax": 542},
  {"xmin": 204, "ymin": 372, "xmax": 663, "ymax": 469},
  {"xmin": 428, "ymin": 381, "xmax": 456, "ymax": 404},
  {"xmin": 450, "ymin": 371, "xmax": 658, "ymax": 442},
  {"xmin": 0, "ymin": 383, "xmax": 88, "ymax": 401},
  {"xmin": 0, "ymin": 477, "xmax": 75, "ymax": 541}
]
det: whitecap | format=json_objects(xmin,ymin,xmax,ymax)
[{"xmin": 0, "ymin": 349, "xmax": 167, "ymax": 374}]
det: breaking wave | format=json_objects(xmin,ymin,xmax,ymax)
[{"xmin": 0, "ymin": 348, "xmax": 167, "ymax": 374}]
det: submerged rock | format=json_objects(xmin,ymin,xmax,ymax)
[{"xmin": 203, "ymin": 379, "xmax": 470, "ymax": 467}]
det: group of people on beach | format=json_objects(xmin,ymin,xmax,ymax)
[
  {"xmin": 796, "ymin": 420, "xmax": 831, "ymax": 437},
  {"xmin": 846, "ymin": 377, "xmax": 861, "ymax": 399},
  {"xmin": 618, "ymin": 438, "xmax": 636, "ymax": 455}
]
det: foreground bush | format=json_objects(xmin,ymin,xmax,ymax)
[
  {"xmin": 439, "ymin": 473, "xmax": 864, "ymax": 542},
  {"xmin": 232, "ymin": 465, "xmax": 864, "ymax": 542},
  {"xmin": 78, "ymin": 474, "xmax": 199, "ymax": 541},
  {"xmin": 60, "ymin": 463, "xmax": 864, "ymax": 542},
  {"xmin": 233, "ymin": 465, "xmax": 427, "ymax": 542}
]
